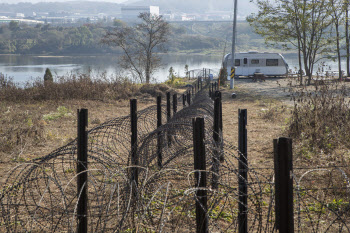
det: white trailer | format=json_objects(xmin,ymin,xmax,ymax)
[{"xmin": 223, "ymin": 51, "xmax": 289, "ymax": 77}]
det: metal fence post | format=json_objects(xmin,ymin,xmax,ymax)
[
  {"xmin": 167, "ymin": 92, "xmax": 172, "ymax": 146},
  {"xmin": 183, "ymin": 93, "xmax": 186, "ymax": 107},
  {"xmin": 77, "ymin": 109, "xmax": 88, "ymax": 233},
  {"xmin": 238, "ymin": 109, "xmax": 248, "ymax": 233},
  {"xmin": 130, "ymin": 99, "xmax": 138, "ymax": 185},
  {"xmin": 193, "ymin": 117, "xmax": 208, "ymax": 233},
  {"xmin": 187, "ymin": 91, "xmax": 191, "ymax": 106},
  {"xmin": 167, "ymin": 92, "xmax": 171, "ymax": 122},
  {"xmin": 157, "ymin": 96, "xmax": 162, "ymax": 168},
  {"xmin": 274, "ymin": 137, "xmax": 294, "ymax": 233},
  {"xmin": 212, "ymin": 92, "xmax": 221, "ymax": 189},
  {"xmin": 173, "ymin": 93, "xmax": 177, "ymax": 114},
  {"xmin": 211, "ymin": 83, "xmax": 214, "ymax": 100}
]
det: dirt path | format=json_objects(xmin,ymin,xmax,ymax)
[
  {"xmin": 234, "ymin": 77, "xmax": 292, "ymax": 102},
  {"xmin": 220, "ymin": 77, "xmax": 291, "ymax": 168}
]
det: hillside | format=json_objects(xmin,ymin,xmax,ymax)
[
  {"xmin": 0, "ymin": 0, "xmax": 257, "ymax": 17},
  {"xmin": 125, "ymin": 0, "xmax": 258, "ymax": 15}
]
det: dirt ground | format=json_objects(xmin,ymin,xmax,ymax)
[{"xmin": 220, "ymin": 77, "xmax": 291, "ymax": 168}]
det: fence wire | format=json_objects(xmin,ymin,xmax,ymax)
[{"xmin": 1, "ymin": 80, "xmax": 350, "ymax": 232}]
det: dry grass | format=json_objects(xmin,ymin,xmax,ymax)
[
  {"xmin": 286, "ymin": 78, "xmax": 350, "ymax": 167},
  {"xmin": 219, "ymin": 83, "xmax": 290, "ymax": 169},
  {"xmin": 0, "ymin": 73, "xmax": 176, "ymax": 102},
  {"xmin": 0, "ymin": 75, "xmax": 178, "ymax": 182}
]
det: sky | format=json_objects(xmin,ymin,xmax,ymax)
[{"xmin": 0, "ymin": 0, "xmax": 128, "ymax": 3}]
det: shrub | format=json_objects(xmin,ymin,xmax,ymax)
[
  {"xmin": 0, "ymin": 72, "xmax": 174, "ymax": 102},
  {"xmin": 287, "ymin": 79, "xmax": 350, "ymax": 161},
  {"xmin": 218, "ymin": 66, "xmax": 227, "ymax": 86},
  {"xmin": 44, "ymin": 68, "xmax": 53, "ymax": 83},
  {"xmin": 164, "ymin": 77, "xmax": 187, "ymax": 87}
]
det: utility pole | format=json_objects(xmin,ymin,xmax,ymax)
[{"xmin": 230, "ymin": 0, "xmax": 238, "ymax": 89}]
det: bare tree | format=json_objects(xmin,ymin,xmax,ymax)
[
  {"xmin": 344, "ymin": 0, "xmax": 350, "ymax": 77},
  {"xmin": 329, "ymin": 0, "xmax": 345, "ymax": 80},
  {"xmin": 102, "ymin": 13, "xmax": 170, "ymax": 83},
  {"xmin": 247, "ymin": 0, "xmax": 332, "ymax": 85}
]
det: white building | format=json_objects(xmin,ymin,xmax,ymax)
[
  {"xmin": 121, "ymin": 6, "xmax": 159, "ymax": 21},
  {"xmin": 16, "ymin": 13, "xmax": 25, "ymax": 18}
]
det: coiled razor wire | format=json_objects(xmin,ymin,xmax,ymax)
[{"xmin": 1, "ymin": 81, "xmax": 350, "ymax": 232}]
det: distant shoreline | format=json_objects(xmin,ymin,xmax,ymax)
[{"xmin": 0, "ymin": 50, "xmax": 297, "ymax": 57}]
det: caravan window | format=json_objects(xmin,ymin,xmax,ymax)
[
  {"xmin": 235, "ymin": 59, "xmax": 240, "ymax": 66},
  {"xmin": 266, "ymin": 59, "xmax": 279, "ymax": 66},
  {"xmin": 244, "ymin": 58, "xmax": 248, "ymax": 64},
  {"xmin": 251, "ymin": 59, "xmax": 259, "ymax": 64}
]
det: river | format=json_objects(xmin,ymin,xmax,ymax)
[
  {"xmin": 0, "ymin": 54, "xmax": 224, "ymax": 84},
  {"xmin": 0, "ymin": 53, "xmax": 346, "ymax": 84}
]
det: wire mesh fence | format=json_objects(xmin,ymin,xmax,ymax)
[{"xmin": 0, "ymin": 78, "xmax": 350, "ymax": 232}]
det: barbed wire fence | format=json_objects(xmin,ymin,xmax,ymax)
[{"xmin": 0, "ymin": 76, "xmax": 350, "ymax": 232}]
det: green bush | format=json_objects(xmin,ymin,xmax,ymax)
[{"xmin": 44, "ymin": 68, "xmax": 53, "ymax": 83}]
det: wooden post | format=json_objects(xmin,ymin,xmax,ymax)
[
  {"xmin": 77, "ymin": 109, "xmax": 88, "ymax": 233},
  {"xmin": 157, "ymin": 96, "xmax": 162, "ymax": 168},
  {"xmin": 193, "ymin": 118, "xmax": 208, "ymax": 233},
  {"xmin": 183, "ymin": 93, "xmax": 186, "ymax": 107},
  {"xmin": 274, "ymin": 137, "xmax": 294, "ymax": 233},
  {"xmin": 238, "ymin": 109, "xmax": 248, "ymax": 233}
]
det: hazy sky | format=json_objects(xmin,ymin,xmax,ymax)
[{"xmin": 0, "ymin": 0, "xmax": 128, "ymax": 3}]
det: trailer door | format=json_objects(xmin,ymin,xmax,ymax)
[
  {"xmin": 249, "ymin": 59, "xmax": 261, "ymax": 76},
  {"xmin": 242, "ymin": 57, "xmax": 249, "ymax": 76}
]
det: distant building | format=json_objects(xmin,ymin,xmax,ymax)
[
  {"xmin": 121, "ymin": 6, "xmax": 159, "ymax": 21},
  {"xmin": 181, "ymin": 14, "xmax": 196, "ymax": 21},
  {"xmin": 16, "ymin": 13, "xmax": 25, "ymax": 18}
]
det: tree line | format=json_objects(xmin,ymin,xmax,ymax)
[
  {"xmin": 0, "ymin": 21, "xmax": 108, "ymax": 54},
  {"xmin": 0, "ymin": 20, "xmax": 270, "ymax": 56},
  {"xmin": 248, "ymin": 0, "xmax": 350, "ymax": 84}
]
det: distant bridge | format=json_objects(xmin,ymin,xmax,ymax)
[{"xmin": 187, "ymin": 68, "xmax": 220, "ymax": 79}]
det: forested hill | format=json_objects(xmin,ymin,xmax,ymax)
[{"xmin": 0, "ymin": 21, "xmax": 267, "ymax": 55}]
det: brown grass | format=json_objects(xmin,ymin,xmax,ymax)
[
  {"xmin": 0, "ymin": 74, "xmax": 176, "ymax": 169},
  {"xmin": 286, "ymin": 79, "xmax": 350, "ymax": 167},
  {"xmin": 0, "ymin": 73, "xmax": 177, "ymax": 102},
  {"xmin": 220, "ymin": 84, "xmax": 289, "ymax": 169}
]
